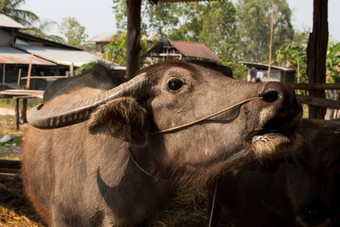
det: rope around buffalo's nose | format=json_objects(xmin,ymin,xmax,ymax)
[
  {"xmin": 130, "ymin": 95, "xmax": 263, "ymax": 227},
  {"xmin": 150, "ymin": 96, "xmax": 263, "ymax": 135}
]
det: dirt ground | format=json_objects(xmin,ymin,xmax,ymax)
[{"xmin": 0, "ymin": 106, "xmax": 232, "ymax": 226}]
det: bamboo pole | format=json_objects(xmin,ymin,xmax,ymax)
[
  {"xmin": 26, "ymin": 53, "xmax": 33, "ymax": 89},
  {"xmin": 267, "ymin": 0, "xmax": 274, "ymax": 80},
  {"xmin": 17, "ymin": 68, "xmax": 22, "ymax": 85}
]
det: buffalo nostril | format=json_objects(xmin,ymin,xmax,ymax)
[{"xmin": 260, "ymin": 89, "xmax": 279, "ymax": 102}]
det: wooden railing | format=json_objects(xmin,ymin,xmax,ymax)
[{"xmin": 289, "ymin": 83, "xmax": 340, "ymax": 129}]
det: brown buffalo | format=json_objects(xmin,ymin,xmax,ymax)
[
  {"xmin": 22, "ymin": 60, "xmax": 301, "ymax": 226},
  {"xmin": 209, "ymin": 127, "xmax": 340, "ymax": 227}
]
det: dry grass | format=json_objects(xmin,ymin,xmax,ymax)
[{"xmin": 0, "ymin": 174, "xmax": 44, "ymax": 227}]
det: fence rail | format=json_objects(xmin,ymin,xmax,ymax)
[
  {"xmin": 290, "ymin": 83, "xmax": 340, "ymax": 130},
  {"xmin": 0, "ymin": 160, "xmax": 21, "ymax": 174},
  {"xmin": 289, "ymin": 83, "xmax": 340, "ymax": 90}
]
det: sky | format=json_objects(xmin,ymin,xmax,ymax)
[{"xmin": 21, "ymin": 0, "xmax": 340, "ymax": 42}]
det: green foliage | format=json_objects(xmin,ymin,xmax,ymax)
[
  {"xmin": 103, "ymin": 32, "xmax": 148, "ymax": 67},
  {"xmin": 112, "ymin": 0, "xmax": 127, "ymax": 31},
  {"xmin": 276, "ymin": 31, "xmax": 308, "ymax": 82},
  {"xmin": 112, "ymin": 0, "xmax": 295, "ymax": 79},
  {"xmin": 74, "ymin": 61, "xmax": 95, "ymax": 76},
  {"xmin": 226, "ymin": 62, "xmax": 248, "ymax": 80},
  {"xmin": 198, "ymin": 2, "xmax": 236, "ymax": 51},
  {"xmin": 103, "ymin": 32, "xmax": 127, "ymax": 66},
  {"xmin": 20, "ymin": 19, "xmax": 66, "ymax": 43},
  {"xmin": 0, "ymin": 0, "xmax": 39, "ymax": 26},
  {"xmin": 59, "ymin": 17, "xmax": 88, "ymax": 48},
  {"xmin": 235, "ymin": 0, "xmax": 294, "ymax": 63},
  {"xmin": 277, "ymin": 31, "xmax": 340, "ymax": 83},
  {"xmin": 326, "ymin": 42, "xmax": 340, "ymax": 82}
]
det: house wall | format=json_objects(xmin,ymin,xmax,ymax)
[
  {"xmin": 95, "ymin": 42, "xmax": 110, "ymax": 58},
  {"xmin": 0, "ymin": 29, "xmax": 12, "ymax": 46}
]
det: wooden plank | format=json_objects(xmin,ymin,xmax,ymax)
[
  {"xmin": 0, "ymin": 160, "xmax": 21, "ymax": 169},
  {"xmin": 0, "ymin": 89, "xmax": 44, "ymax": 98},
  {"xmin": 297, "ymin": 95, "xmax": 340, "ymax": 109},
  {"xmin": 126, "ymin": 0, "xmax": 142, "ymax": 79},
  {"xmin": 26, "ymin": 53, "xmax": 33, "ymax": 89},
  {"xmin": 301, "ymin": 118, "xmax": 340, "ymax": 130},
  {"xmin": 0, "ymin": 168, "xmax": 20, "ymax": 174},
  {"xmin": 290, "ymin": 83, "xmax": 340, "ymax": 90},
  {"xmin": 21, "ymin": 76, "xmax": 66, "ymax": 79}
]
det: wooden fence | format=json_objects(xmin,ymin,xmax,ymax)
[{"xmin": 290, "ymin": 83, "xmax": 340, "ymax": 129}]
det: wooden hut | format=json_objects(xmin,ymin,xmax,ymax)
[{"xmin": 146, "ymin": 39, "xmax": 220, "ymax": 63}]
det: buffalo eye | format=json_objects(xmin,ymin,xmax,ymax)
[{"xmin": 168, "ymin": 78, "xmax": 184, "ymax": 92}]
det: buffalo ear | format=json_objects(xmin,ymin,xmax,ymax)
[{"xmin": 88, "ymin": 97, "xmax": 150, "ymax": 146}]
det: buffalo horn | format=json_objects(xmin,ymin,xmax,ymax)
[{"xmin": 27, "ymin": 72, "xmax": 148, "ymax": 129}]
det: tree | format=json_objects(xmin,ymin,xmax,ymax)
[
  {"xmin": 307, "ymin": 0, "xmax": 328, "ymax": 119},
  {"xmin": 235, "ymin": 0, "xmax": 294, "ymax": 63},
  {"xmin": 103, "ymin": 32, "xmax": 148, "ymax": 67},
  {"xmin": 326, "ymin": 42, "xmax": 340, "ymax": 83},
  {"xmin": 113, "ymin": 0, "xmax": 204, "ymax": 40},
  {"xmin": 21, "ymin": 19, "xmax": 65, "ymax": 43},
  {"xmin": 276, "ymin": 32, "xmax": 309, "ymax": 83},
  {"xmin": 111, "ymin": 1, "xmax": 248, "ymax": 78},
  {"xmin": 59, "ymin": 17, "xmax": 88, "ymax": 48},
  {"xmin": 0, "ymin": 0, "xmax": 38, "ymax": 26}
]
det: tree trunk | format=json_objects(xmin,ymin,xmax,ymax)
[
  {"xmin": 126, "ymin": 0, "xmax": 142, "ymax": 79},
  {"xmin": 306, "ymin": 0, "xmax": 328, "ymax": 119}
]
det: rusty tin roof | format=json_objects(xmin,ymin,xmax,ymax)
[
  {"xmin": 168, "ymin": 39, "xmax": 221, "ymax": 62},
  {"xmin": 0, "ymin": 47, "xmax": 55, "ymax": 65},
  {"xmin": 88, "ymin": 32, "xmax": 114, "ymax": 43}
]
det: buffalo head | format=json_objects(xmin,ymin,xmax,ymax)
[{"xmin": 27, "ymin": 60, "xmax": 301, "ymax": 184}]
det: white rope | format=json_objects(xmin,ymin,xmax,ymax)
[
  {"xmin": 151, "ymin": 96, "xmax": 262, "ymax": 135},
  {"xmin": 208, "ymin": 183, "xmax": 218, "ymax": 227}
]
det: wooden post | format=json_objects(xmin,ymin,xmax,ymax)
[
  {"xmin": 2, "ymin": 64, "xmax": 5, "ymax": 84},
  {"xmin": 17, "ymin": 68, "xmax": 22, "ymax": 85},
  {"xmin": 70, "ymin": 62, "xmax": 74, "ymax": 77},
  {"xmin": 307, "ymin": 0, "xmax": 328, "ymax": 119},
  {"xmin": 22, "ymin": 98, "xmax": 27, "ymax": 123},
  {"xmin": 267, "ymin": 0, "xmax": 274, "ymax": 80},
  {"xmin": 14, "ymin": 97, "xmax": 20, "ymax": 131},
  {"xmin": 26, "ymin": 53, "xmax": 33, "ymax": 89},
  {"xmin": 126, "ymin": 0, "xmax": 142, "ymax": 79}
]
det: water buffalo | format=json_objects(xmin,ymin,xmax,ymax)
[
  {"xmin": 22, "ymin": 60, "xmax": 301, "ymax": 226},
  {"xmin": 208, "ymin": 127, "xmax": 340, "ymax": 227}
]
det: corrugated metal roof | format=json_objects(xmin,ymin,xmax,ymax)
[
  {"xmin": 168, "ymin": 39, "xmax": 221, "ymax": 62},
  {"xmin": 0, "ymin": 14, "xmax": 25, "ymax": 29},
  {"xmin": 239, "ymin": 61, "xmax": 295, "ymax": 71},
  {"xmin": 88, "ymin": 32, "xmax": 114, "ymax": 42},
  {"xmin": 0, "ymin": 47, "xmax": 55, "ymax": 65},
  {"xmin": 14, "ymin": 44, "xmax": 99, "ymax": 67}
]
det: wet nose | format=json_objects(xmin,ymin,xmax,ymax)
[
  {"xmin": 260, "ymin": 82, "xmax": 302, "ymax": 116},
  {"xmin": 296, "ymin": 204, "xmax": 331, "ymax": 227}
]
